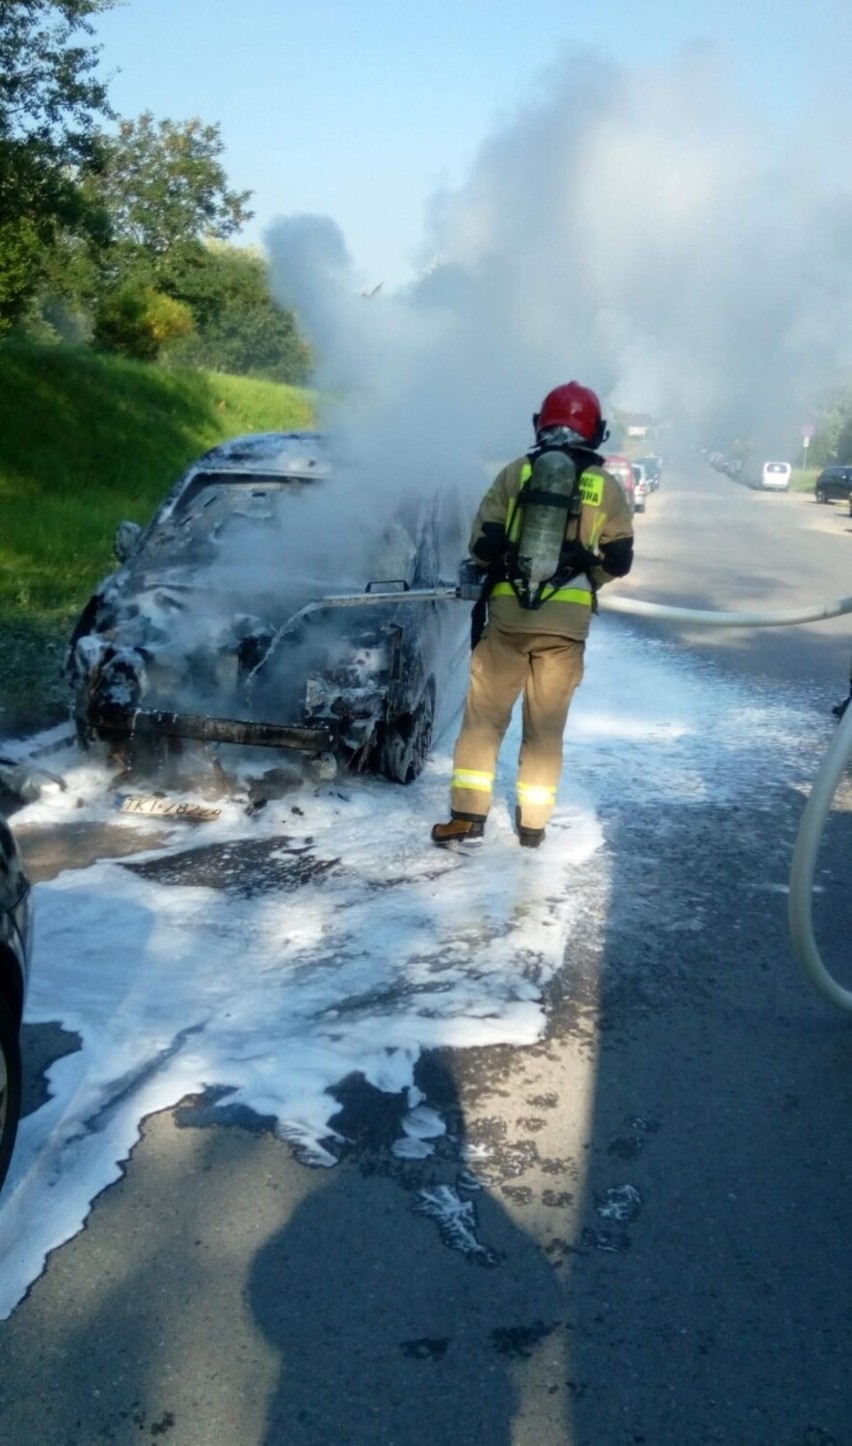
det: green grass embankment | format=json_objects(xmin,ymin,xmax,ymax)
[
  {"xmin": 790, "ymin": 466, "xmax": 818, "ymax": 494},
  {"xmin": 0, "ymin": 342, "xmax": 315, "ymax": 734}
]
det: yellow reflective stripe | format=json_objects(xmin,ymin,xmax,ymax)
[
  {"xmin": 517, "ymin": 782, "xmax": 557, "ymax": 805},
  {"xmin": 590, "ymin": 513, "xmax": 607, "ymax": 549},
  {"xmin": 506, "ymin": 462, "xmax": 533, "ymax": 542},
  {"xmin": 538, "ymin": 576, "xmax": 591, "ymax": 604},
  {"xmin": 452, "ymin": 769, "xmax": 494, "ymax": 792},
  {"xmin": 491, "ymin": 582, "xmax": 592, "ymax": 605}
]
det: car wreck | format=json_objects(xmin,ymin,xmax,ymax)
[{"xmin": 67, "ymin": 432, "xmax": 470, "ymax": 788}]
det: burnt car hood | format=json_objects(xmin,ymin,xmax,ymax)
[{"xmin": 69, "ymin": 548, "xmax": 421, "ymax": 764}]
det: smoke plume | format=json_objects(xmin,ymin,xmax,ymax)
[{"xmin": 267, "ymin": 43, "xmax": 852, "ymax": 497}]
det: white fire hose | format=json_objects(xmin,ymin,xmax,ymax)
[{"xmin": 602, "ymin": 591, "xmax": 852, "ymax": 1012}]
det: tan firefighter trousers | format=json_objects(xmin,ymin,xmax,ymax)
[{"xmin": 449, "ymin": 623, "xmax": 586, "ymax": 832}]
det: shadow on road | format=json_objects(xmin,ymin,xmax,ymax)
[
  {"xmin": 249, "ymin": 1054, "xmax": 567, "ymax": 1444},
  {"xmin": 559, "ymin": 756, "xmax": 852, "ymax": 1441}
]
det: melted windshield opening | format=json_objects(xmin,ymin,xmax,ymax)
[{"xmin": 136, "ymin": 471, "xmax": 325, "ymax": 564}]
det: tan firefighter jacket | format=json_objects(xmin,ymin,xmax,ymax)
[{"xmin": 468, "ymin": 454, "xmax": 634, "ymax": 641}]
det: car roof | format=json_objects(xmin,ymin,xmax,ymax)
[
  {"xmin": 188, "ymin": 430, "xmax": 328, "ymax": 476},
  {"xmin": 156, "ymin": 431, "xmax": 331, "ymax": 523}
]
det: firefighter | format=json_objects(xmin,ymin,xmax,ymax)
[{"xmin": 432, "ymin": 381, "xmax": 634, "ymax": 849}]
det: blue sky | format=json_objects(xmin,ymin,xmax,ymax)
[{"xmin": 92, "ymin": 0, "xmax": 847, "ymax": 291}]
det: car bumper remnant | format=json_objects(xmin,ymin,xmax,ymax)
[{"xmin": 89, "ymin": 702, "xmax": 336, "ymax": 753}]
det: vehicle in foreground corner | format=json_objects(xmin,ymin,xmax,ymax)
[
  {"xmin": 66, "ymin": 432, "xmax": 471, "ymax": 788},
  {"xmin": 0, "ymin": 812, "xmax": 32, "ymax": 1193}
]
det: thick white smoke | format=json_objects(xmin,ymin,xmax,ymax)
[{"xmin": 266, "ymin": 44, "xmax": 852, "ymax": 502}]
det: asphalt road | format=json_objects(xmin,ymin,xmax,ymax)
[
  {"xmin": 1, "ymin": 458, "xmax": 851, "ymax": 1446},
  {"xmin": 616, "ymin": 457, "xmax": 852, "ymax": 690}
]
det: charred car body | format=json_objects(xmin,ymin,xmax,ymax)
[{"xmin": 67, "ymin": 432, "xmax": 470, "ymax": 785}]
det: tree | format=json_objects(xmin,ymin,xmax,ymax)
[
  {"xmin": 0, "ymin": 0, "xmax": 115, "ymax": 330},
  {"xmin": 82, "ymin": 111, "xmax": 310, "ymax": 377},
  {"xmin": 164, "ymin": 244, "xmax": 312, "ymax": 383},
  {"xmin": 89, "ymin": 112, "xmax": 254, "ymax": 289}
]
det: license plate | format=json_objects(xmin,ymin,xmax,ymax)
[{"xmin": 118, "ymin": 794, "xmax": 222, "ymax": 822}]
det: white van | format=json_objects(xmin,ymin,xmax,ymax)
[{"xmin": 761, "ymin": 461, "xmax": 791, "ymax": 490}]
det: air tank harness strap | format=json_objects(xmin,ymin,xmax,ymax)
[
  {"xmin": 504, "ymin": 457, "xmax": 597, "ymax": 612},
  {"xmin": 470, "ymin": 558, "xmax": 504, "ymax": 650}
]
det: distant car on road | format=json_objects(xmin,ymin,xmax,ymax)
[
  {"xmin": 604, "ymin": 455, "xmax": 637, "ymax": 514},
  {"xmin": 631, "ymin": 463, "xmax": 650, "ymax": 513},
  {"xmin": 760, "ymin": 461, "xmax": 791, "ymax": 491},
  {"xmin": 66, "ymin": 432, "xmax": 470, "ymax": 787},
  {"xmin": 0, "ymin": 812, "xmax": 32, "ymax": 1193},
  {"xmin": 814, "ymin": 465, "xmax": 852, "ymax": 512},
  {"xmin": 636, "ymin": 454, "xmax": 662, "ymax": 490}
]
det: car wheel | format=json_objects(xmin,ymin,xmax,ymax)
[
  {"xmin": 0, "ymin": 998, "xmax": 22, "ymax": 1192},
  {"xmin": 375, "ymin": 682, "xmax": 435, "ymax": 784},
  {"xmin": 815, "ymin": 488, "xmax": 827, "ymax": 504}
]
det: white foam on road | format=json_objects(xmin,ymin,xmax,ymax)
[{"xmin": 0, "ymin": 619, "xmax": 827, "ymax": 1318}]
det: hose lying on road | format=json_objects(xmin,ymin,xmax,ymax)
[
  {"xmin": 600, "ymin": 589, "xmax": 852, "ymax": 1012},
  {"xmin": 600, "ymin": 593, "xmax": 852, "ymax": 628},
  {"xmin": 787, "ymin": 701, "xmax": 852, "ymax": 1012}
]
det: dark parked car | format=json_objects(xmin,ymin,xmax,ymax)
[
  {"xmin": 67, "ymin": 432, "xmax": 470, "ymax": 786},
  {"xmin": 0, "ymin": 812, "xmax": 32, "ymax": 1193},
  {"xmin": 814, "ymin": 465, "xmax": 852, "ymax": 511}
]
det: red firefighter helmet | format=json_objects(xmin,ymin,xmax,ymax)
[{"xmin": 535, "ymin": 382, "xmax": 606, "ymax": 447}]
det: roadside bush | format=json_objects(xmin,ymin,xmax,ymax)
[{"xmin": 93, "ymin": 283, "xmax": 194, "ymax": 361}]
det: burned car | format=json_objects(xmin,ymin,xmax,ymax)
[
  {"xmin": 0, "ymin": 810, "xmax": 32, "ymax": 1193},
  {"xmin": 67, "ymin": 432, "xmax": 470, "ymax": 786}
]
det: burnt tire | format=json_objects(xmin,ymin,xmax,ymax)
[
  {"xmin": 0, "ymin": 997, "xmax": 22, "ymax": 1193},
  {"xmin": 375, "ymin": 683, "xmax": 435, "ymax": 785}
]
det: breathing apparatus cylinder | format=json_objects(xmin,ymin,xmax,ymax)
[{"xmin": 516, "ymin": 450, "xmax": 577, "ymax": 586}]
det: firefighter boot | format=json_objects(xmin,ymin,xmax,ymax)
[
  {"xmin": 515, "ymin": 807, "xmax": 545, "ymax": 849},
  {"xmin": 431, "ymin": 811, "xmax": 486, "ymax": 848}
]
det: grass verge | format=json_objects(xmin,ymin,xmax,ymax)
[
  {"xmin": 791, "ymin": 466, "xmax": 819, "ymax": 494},
  {"xmin": 0, "ymin": 342, "xmax": 315, "ymax": 737}
]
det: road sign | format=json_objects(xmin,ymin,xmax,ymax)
[{"xmin": 802, "ymin": 423, "xmax": 815, "ymax": 438}]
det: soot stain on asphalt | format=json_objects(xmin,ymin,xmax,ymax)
[{"xmin": 121, "ymin": 835, "xmax": 341, "ymax": 895}]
